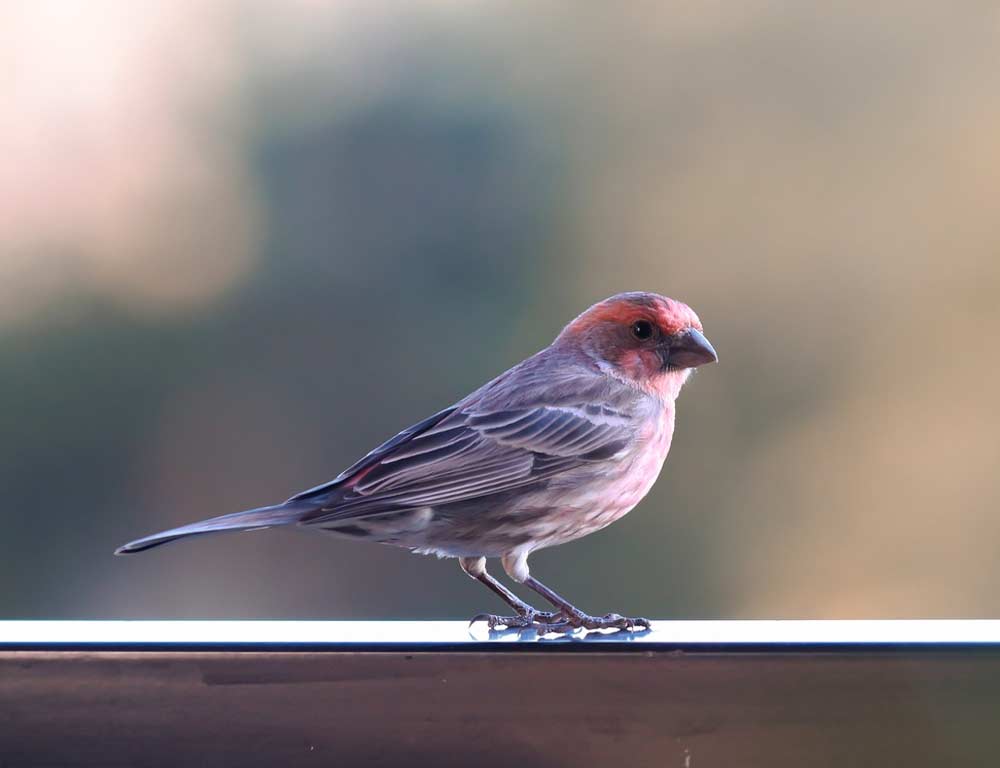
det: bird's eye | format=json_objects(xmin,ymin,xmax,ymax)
[{"xmin": 631, "ymin": 320, "xmax": 654, "ymax": 340}]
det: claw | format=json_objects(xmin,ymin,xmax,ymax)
[
  {"xmin": 468, "ymin": 612, "xmax": 496, "ymax": 628},
  {"xmin": 470, "ymin": 606, "xmax": 649, "ymax": 635},
  {"xmin": 468, "ymin": 610, "xmax": 570, "ymax": 633},
  {"xmin": 561, "ymin": 611, "xmax": 652, "ymax": 632}
]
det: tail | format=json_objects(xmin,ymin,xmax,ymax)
[{"xmin": 114, "ymin": 500, "xmax": 315, "ymax": 555}]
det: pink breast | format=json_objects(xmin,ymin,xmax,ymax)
[{"xmin": 565, "ymin": 405, "xmax": 676, "ymax": 536}]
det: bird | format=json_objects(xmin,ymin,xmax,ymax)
[{"xmin": 116, "ymin": 292, "xmax": 717, "ymax": 632}]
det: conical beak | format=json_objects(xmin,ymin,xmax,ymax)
[{"xmin": 665, "ymin": 328, "xmax": 718, "ymax": 369}]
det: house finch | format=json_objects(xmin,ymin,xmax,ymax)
[{"xmin": 117, "ymin": 292, "xmax": 717, "ymax": 632}]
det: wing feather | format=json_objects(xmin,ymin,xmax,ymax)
[{"xmin": 296, "ymin": 366, "xmax": 644, "ymax": 526}]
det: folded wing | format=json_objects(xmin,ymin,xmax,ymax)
[{"xmin": 296, "ymin": 401, "xmax": 637, "ymax": 526}]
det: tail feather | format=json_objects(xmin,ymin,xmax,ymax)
[{"xmin": 114, "ymin": 501, "xmax": 314, "ymax": 555}]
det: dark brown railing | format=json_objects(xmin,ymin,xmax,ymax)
[{"xmin": 2, "ymin": 621, "xmax": 999, "ymax": 766}]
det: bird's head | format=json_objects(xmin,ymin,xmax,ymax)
[{"xmin": 556, "ymin": 292, "xmax": 718, "ymax": 398}]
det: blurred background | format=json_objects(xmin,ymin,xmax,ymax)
[{"xmin": 3, "ymin": 1, "xmax": 999, "ymax": 620}]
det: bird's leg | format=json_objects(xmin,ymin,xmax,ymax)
[
  {"xmin": 459, "ymin": 557, "xmax": 566, "ymax": 630},
  {"xmin": 502, "ymin": 551, "xmax": 651, "ymax": 632},
  {"xmin": 522, "ymin": 576, "xmax": 650, "ymax": 631}
]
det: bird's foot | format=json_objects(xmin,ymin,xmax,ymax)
[
  {"xmin": 560, "ymin": 610, "xmax": 652, "ymax": 632},
  {"xmin": 469, "ymin": 608, "xmax": 569, "ymax": 633}
]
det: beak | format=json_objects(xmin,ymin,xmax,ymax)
[{"xmin": 665, "ymin": 328, "xmax": 718, "ymax": 369}]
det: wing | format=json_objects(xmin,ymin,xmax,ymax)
[
  {"xmin": 288, "ymin": 406, "xmax": 459, "ymax": 502},
  {"xmin": 294, "ymin": 384, "xmax": 641, "ymax": 526}
]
